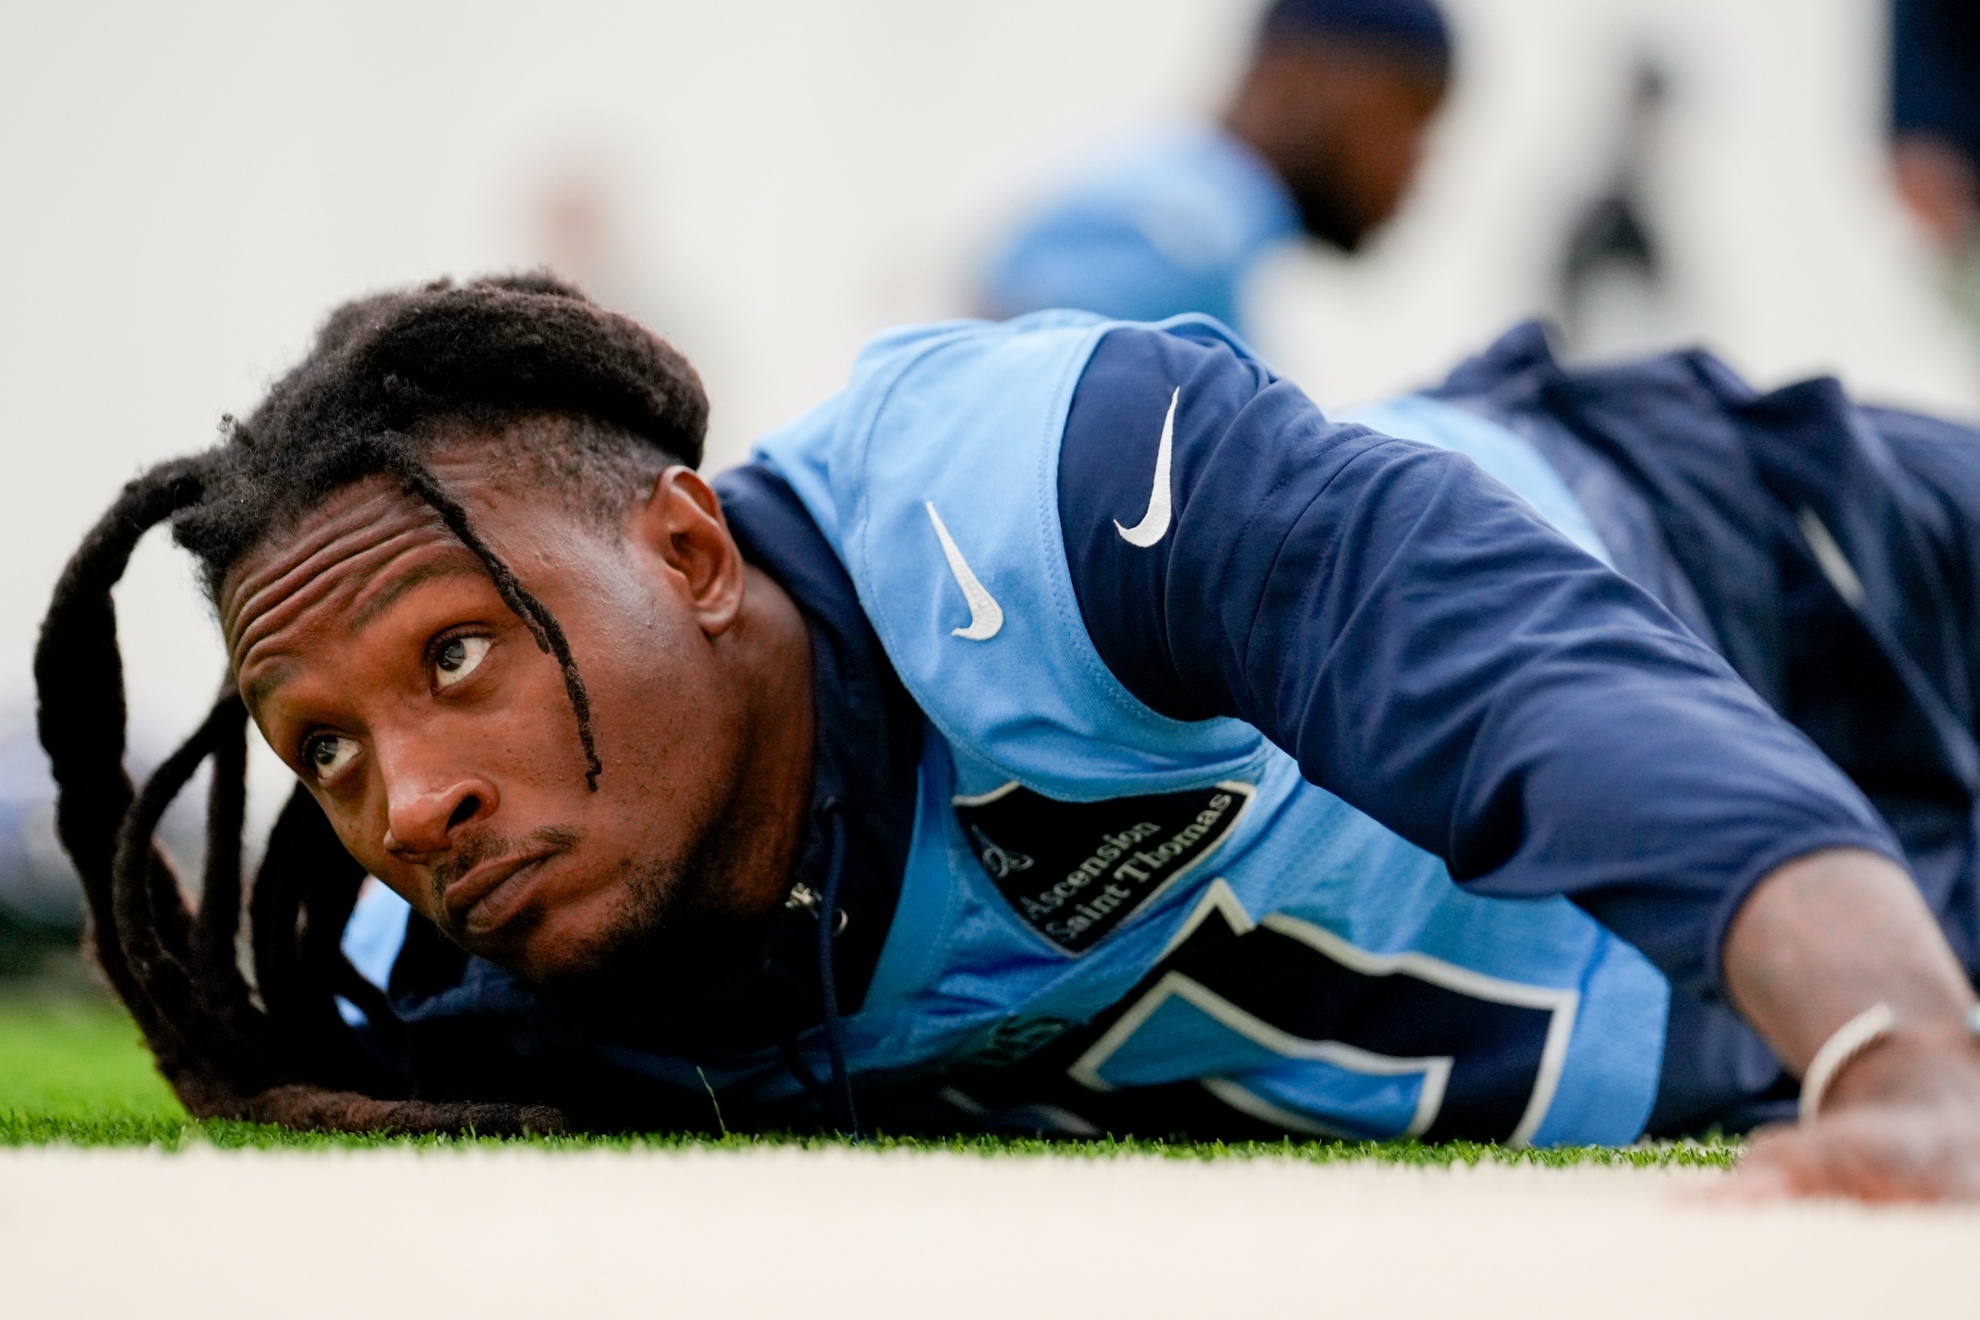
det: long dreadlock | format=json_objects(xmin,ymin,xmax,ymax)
[{"xmin": 34, "ymin": 274, "xmax": 708, "ymax": 1133}]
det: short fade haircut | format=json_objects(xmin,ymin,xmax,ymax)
[
  {"xmin": 1259, "ymin": 0, "xmax": 1453, "ymax": 77},
  {"xmin": 34, "ymin": 274, "xmax": 708, "ymax": 1135}
]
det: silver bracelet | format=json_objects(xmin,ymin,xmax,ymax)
[{"xmin": 1798, "ymin": 1002, "xmax": 1897, "ymax": 1124}]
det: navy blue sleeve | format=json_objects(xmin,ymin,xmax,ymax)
[{"xmin": 1057, "ymin": 326, "xmax": 1904, "ymax": 1001}]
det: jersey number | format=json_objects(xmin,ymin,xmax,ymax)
[{"xmin": 944, "ymin": 881, "xmax": 1579, "ymax": 1145}]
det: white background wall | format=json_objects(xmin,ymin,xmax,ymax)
[{"xmin": 1, "ymin": 0, "xmax": 1974, "ymax": 762}]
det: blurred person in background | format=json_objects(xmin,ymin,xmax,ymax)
[
  {"xmin": 1891, "ymin": 0, "xmax": 1980, "ymax": 330},
  {"xmin": 978, "ymin": 0, "xmax": 1451, "ymax": 337},
  {"xmin": 1556, "ymin": 60, "xmax": 1676, "ymax": 363}
]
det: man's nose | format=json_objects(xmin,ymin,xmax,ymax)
[{"xmin": 380, "ymin": 762, "xmax": 500, "ymax": 859}]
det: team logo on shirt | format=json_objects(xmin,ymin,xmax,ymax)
[
  {"xmin": 1114, "ymin": 386, "xmax": 1179, "ymax": 548},
  {"xmin": 952, "ymin": 778, "xmax": 1253, "ymax": 954},
  {"xmin": 924, "ymin": 501, "xmax": 1004, "ymax": 640}
]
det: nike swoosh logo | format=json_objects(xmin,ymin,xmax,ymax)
[
  {"xmin": 1115, "ymin": 387, "xmax": 1178, "ymax": 548},
  {"xmin": 925, "ymin": 501, "xmax": 1004, "ymax": 641}
]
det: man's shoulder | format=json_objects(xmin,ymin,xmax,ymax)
[
  {"xmin": 873, "ymin": 313, "xmax": 1269, "ymax": 406},
  {"xmin": 754, "ymin": 314, "xmax": 1273, "ymax": 498},
  {"xmin": 753, "ymin": 313, "xmax": 1273, "ymax": 797},
  {"xmin": 1061, "ymin": 319, "xmax": 1276, "ymax": 439}
]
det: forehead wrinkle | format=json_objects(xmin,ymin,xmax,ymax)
[
  {"xmin": 222, "ymin": 485, "xmax": 432, "ymax": 640},
  {"xmin": 227, "ymin": 519, "xmax": 443, "ymax": 661},
  {"xmin": 233, "ymin": 538, "xmax": 489, "ymax": 689},
  {"xmin": 343, "ymin": 556, "xmax": 487, "ymax": 637},
  {"xmin": 223, "ymin": 458, "xmax": 569, "ymax": 681}
]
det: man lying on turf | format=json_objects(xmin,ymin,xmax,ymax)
[{"xmin": 38, "ymin": 275, "xmax": 1980, "ymax": 1200}]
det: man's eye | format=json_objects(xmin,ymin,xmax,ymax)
[
  {"xmin": 434, "ymin": 635, "xmax": 492, "ymax": 689},
  {"xmin": 306, "ymin": 734, "xmax": 358, "ymax": 779}
]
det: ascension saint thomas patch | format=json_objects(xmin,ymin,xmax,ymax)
[{"xmin": 952, "ymin": 780, "xmax": 1255, "ymax": 954}]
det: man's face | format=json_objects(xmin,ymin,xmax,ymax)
[
  {"xmin": 223, "ymin": 449, "xmax": 756, "ymax": 986},
  {"xmin": 1271, "ymin": 42, "xmax": 1448, "ymax": 250}
]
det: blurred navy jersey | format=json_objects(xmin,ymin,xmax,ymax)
[
  {"xmin": 1421, "ymin": 321, "xmax": 1980, "ymax": 970},
  {"xmin": 343, "ymin": 313, "xmax": 1916, "ymax": 1143},
  {"xmin": 979, "ymin": 129, "xmax": 1299, "ymax": 336},
  {"xmin": 1408, "ymin": 323, "xmax": 1980, "ymax": 1129}
]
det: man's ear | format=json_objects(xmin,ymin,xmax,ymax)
[{"xmin": 631, "ymin": 467, "xmax": 745, "ymax": 636}]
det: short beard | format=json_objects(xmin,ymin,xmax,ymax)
[
  {"xmin": 530, "ymin": 797, "xmax": 756, "ymax": 1010},
  {"xmin": 1287, "ymin": 164, "xmax": 1371, "ymax": 253}
]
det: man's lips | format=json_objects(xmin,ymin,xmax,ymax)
[{"xmin": 443, "ymin": 849, "xmax": 562, "ymax": 938}]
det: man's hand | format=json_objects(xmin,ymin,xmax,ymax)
[
  {"xmin": 1722, "ymin": 849, "xmax": 1980, "ymax": 1201},
  {"xmin": 1732, "ymin": 1024, "xmax": 1980, "ymax": 1201}
]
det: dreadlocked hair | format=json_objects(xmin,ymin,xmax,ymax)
[{"xmin": 34, "ymin": 273, "xmax": 708, "ymax": 1134}]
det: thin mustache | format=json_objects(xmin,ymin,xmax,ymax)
[{"xmin": 428, "ymin": 826, "xmax": 581, "ymax": 900}]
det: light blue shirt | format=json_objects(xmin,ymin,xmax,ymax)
[
  {"xmin": 751, "ymin": 313, "xmax": 1666, "ymax": 1146},
  {"xmin": 980, "ymin": 128, "xmax": 1302, "ymax": 336}
]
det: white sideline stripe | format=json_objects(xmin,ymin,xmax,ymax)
[{"xmin": 8, "ymin": 1148, "xmax": 1973, "ymax": 1319}]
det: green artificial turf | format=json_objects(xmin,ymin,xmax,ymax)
[
  {"xmin": 0, "ymin": 994, "xmax": 189, "ymax": 1146},
  {"xmin": 0, "ymin": 993, "xmax": 1740, "ymax": 1168}
]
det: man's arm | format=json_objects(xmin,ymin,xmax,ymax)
[
  {"xmin": 1057, "ymin": 326, "xmax": 1980, "ymax": 1196},
  {"xmin": 1057, "ymin": 325, "xmax": 1899, "ymax": 1003},
  {"xmin": 1723, "ymin": 849, "xmax": 1980, "ymax": 1200}
]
